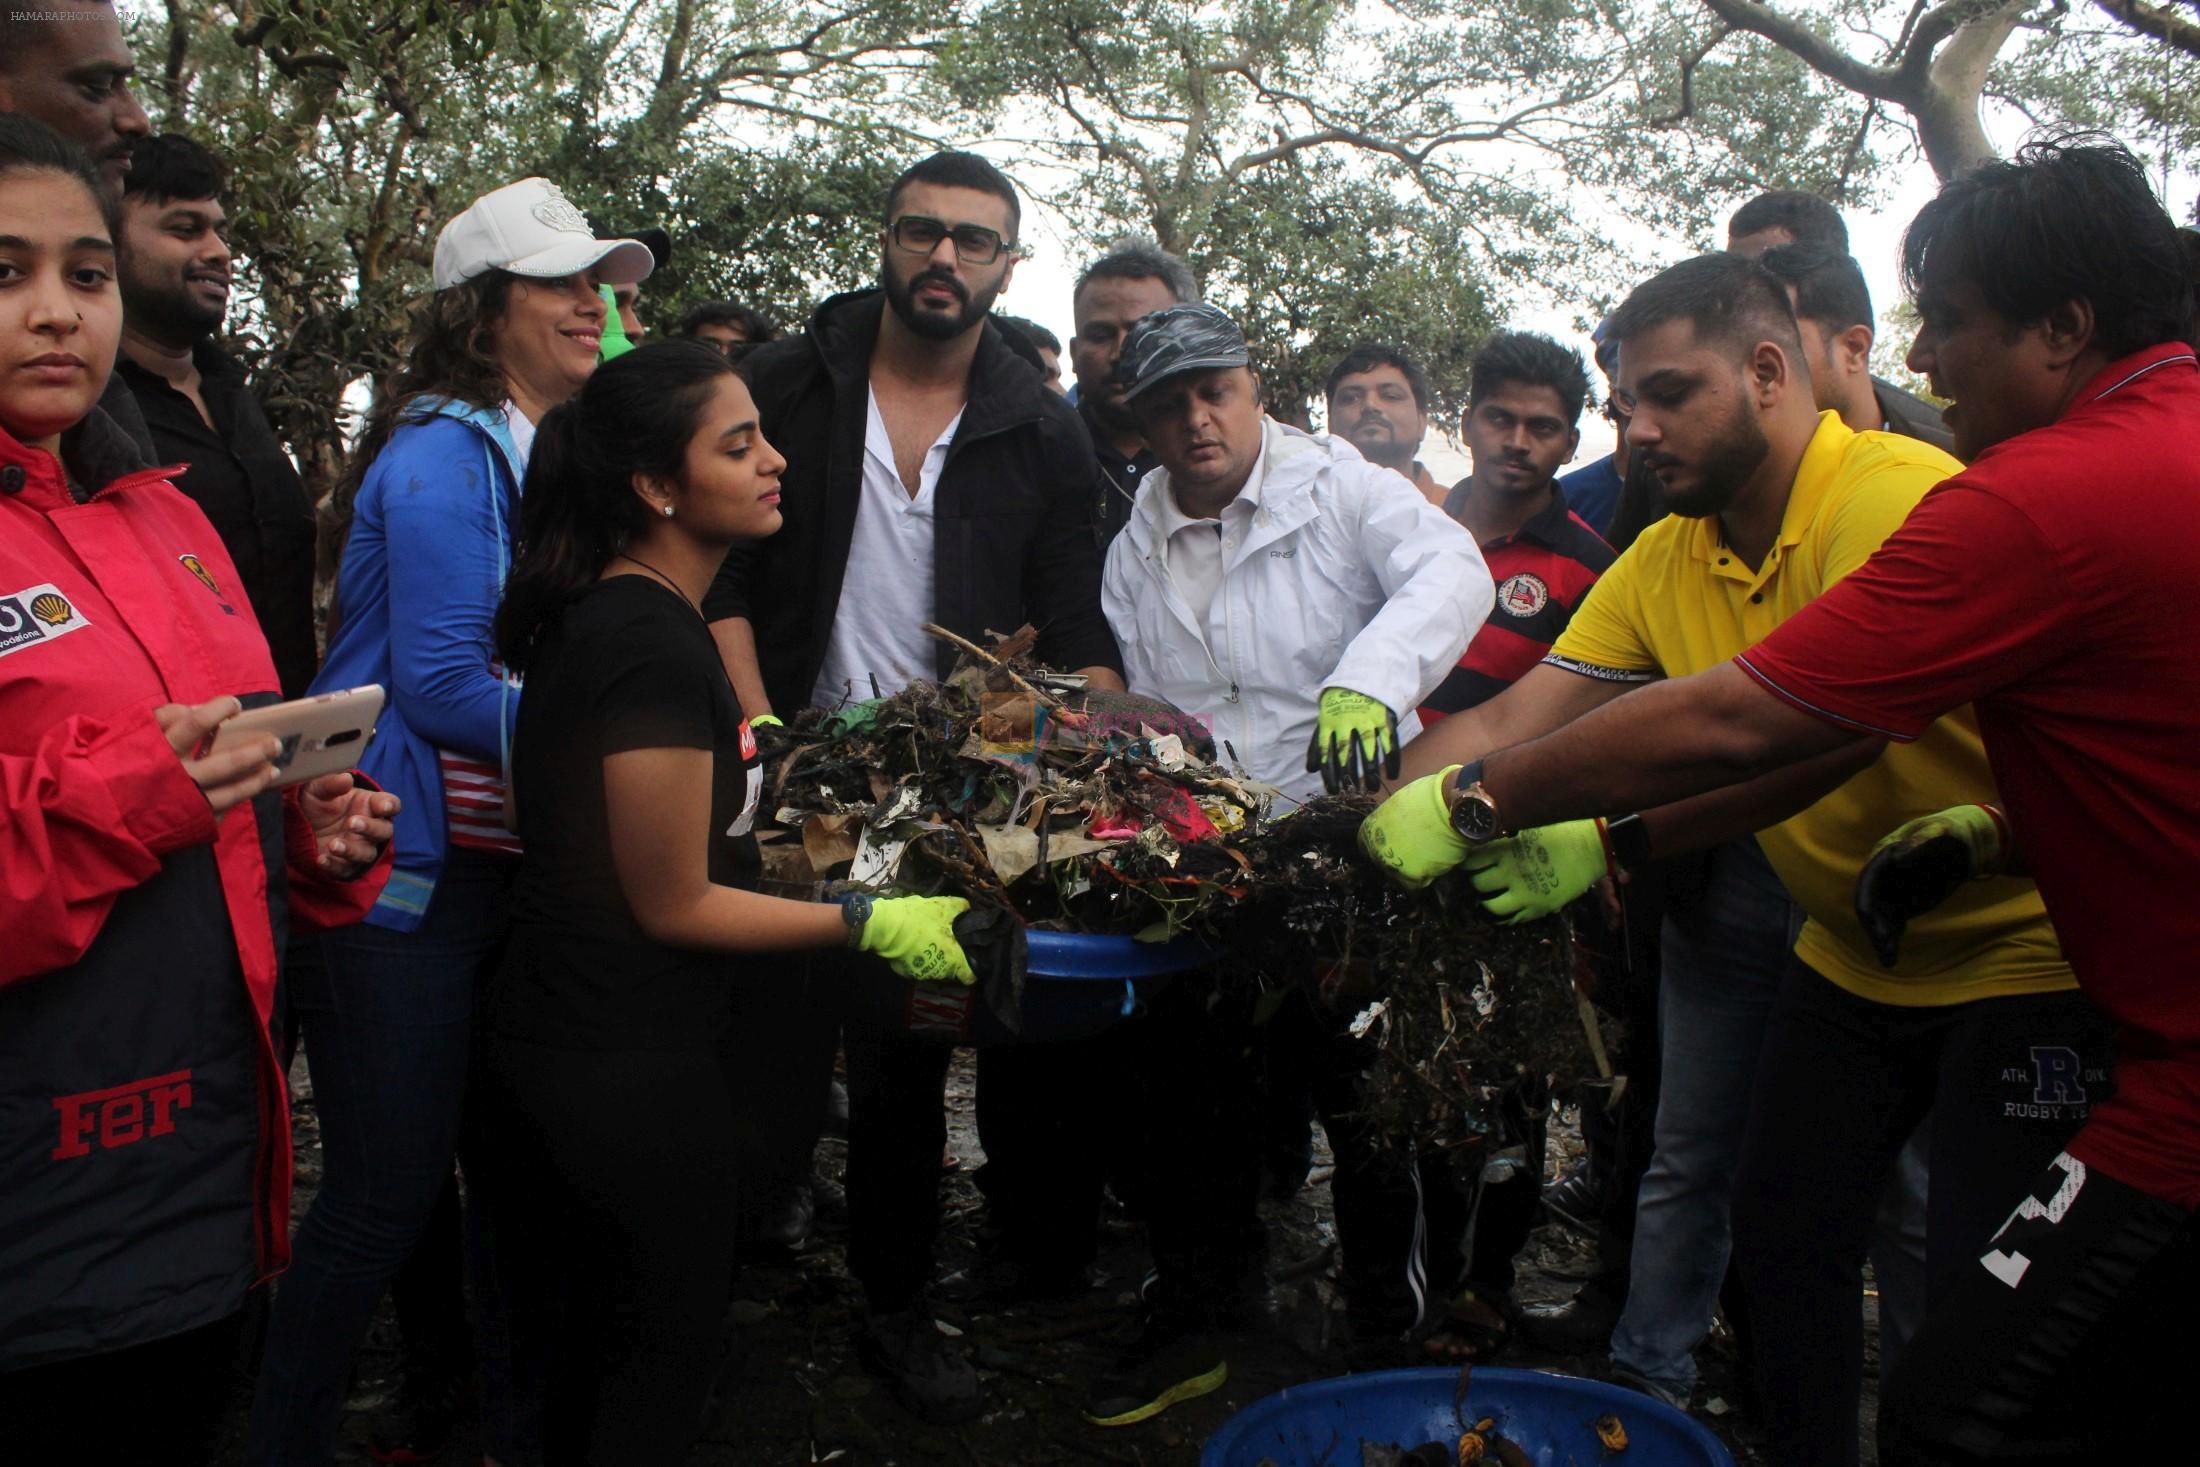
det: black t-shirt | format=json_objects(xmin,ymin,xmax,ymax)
[{"xmin": 489, "ymin": 575, "xmax": 764, "ymax": 1049}]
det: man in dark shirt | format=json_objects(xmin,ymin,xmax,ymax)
[
  {"xmin": 1759, "ymin": 243, "xmax": 1957, "ymax": 454},
  {"xmin": 0, "ymin": 0, "xmax": 158, "ymax": 460},
  {"xmin": 1069, "ymin": 237, "xmax": 1195, "ymax": 543},
  {"xmin": 704, "ymin": 151, "xmax": 1121, "ymax": 1426},
  {"xmin": 113, "ymin": 134, "xmax": 318, "ymax": 696}
]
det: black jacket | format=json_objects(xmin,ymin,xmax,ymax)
[
  {"xmin": 119, "ymin": 343, "xmax": 319, "ymax": 697},
  {"xmin": 704, "ymin": 289, "xmax": 1119, "ymax": 713}
]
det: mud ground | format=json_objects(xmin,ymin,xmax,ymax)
[{"xmin": 217, "ymin": 1051, "xmax": 1883, "ymax": 1464}]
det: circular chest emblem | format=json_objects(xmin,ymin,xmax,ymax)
[{"xmin": 1496, "ymin": 572, "xmax": 1549, "ymax": 618}]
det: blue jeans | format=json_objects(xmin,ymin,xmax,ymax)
[
  {"xmin": 248, "ymin": 847, "xmax": 515, "ymax": 1466},
  {"xmin": 1608, "ymin": 839, "xmax": 1799, "ymax": 1394}
]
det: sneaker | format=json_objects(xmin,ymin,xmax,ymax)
[
  {"xmin": 1082, "ymin": 1323, "xmax": 1227, "ymax": 1427},
  {"xmin": 365, "ymin": 1375, "xmax": 469, "ymax": 1465},
  {"xmin": 1518, "ymin": 1287, "xmax": 1622, "ymax": 1354},
  {"xmin": 858, "ymin": 1307, "xmax": 982, "ymax": 1424},
  {"xmin": 1541, "ymin": 1163, "xmax": 1605, "ymax": 1231},
  {"xmin": 1608, "ymin": 1362, "xmax": 1691, "ymax": 1410}
]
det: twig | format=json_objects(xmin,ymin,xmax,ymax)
[{"xmin": 921, "ymin": 622, "xmax": 1067, "ymax": 712}]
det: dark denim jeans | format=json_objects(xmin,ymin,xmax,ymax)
[{"xmin": 248, "ymin": 847, "xmax": 516, "ymax": 1466}]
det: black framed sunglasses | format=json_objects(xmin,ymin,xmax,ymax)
[{"xmin": 888, "ymin": 215, "xmax": 1015, "ymax": 265}]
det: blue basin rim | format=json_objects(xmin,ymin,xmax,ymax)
[
  {"xmin": 1024, "ymin": 930, "xmax": 1221, "ymax": 980},
  {"xmin": 1200, "ymin": 1365, "xmax": 1734, "ymax": 1467}
]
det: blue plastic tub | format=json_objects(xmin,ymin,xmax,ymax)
[
  {"xmin": 1201, "ymin": 1366, "xmax": 1733, "ymax": 1467},
  {"xmin": 1013, "ymin": 930, "xmax": 1215, "ymax": 1042}
]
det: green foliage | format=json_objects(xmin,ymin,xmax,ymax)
[{"xmin": 115, "ymin": 0, "xmax": 2196, "ymax": 505}]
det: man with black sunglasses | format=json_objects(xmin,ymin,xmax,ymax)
[{"xmin": 705, "ymin": 149, "xmax": 1122, "ymax": 1426}]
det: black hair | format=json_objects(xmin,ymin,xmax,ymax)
[
  {"xmin": 1073, "ymin": 235, "xmax": 1198, "ymax": 307},
  {"xmin": 884, "ymin": 151, "xmax": 1020, "ymax": 239},
  {"xmin": 1467, "ymin": 330, "xmax": 1592, "ymax": 426},
  {"xmin": 1323, "ymin": 343, "xmax": 1430, "ymax": 411},
  {"xmin": 1606, "ymin": 252, "xmax": 1805, "ymax": 362},
  {"xmin": 495, "ymin": 340, "xmax": 741, "ymax": 672},
  {"xmin": 1728, "ymin": 190, "xmax": 1848, "ymax": 252},
  {"xmin": 994, "ymin": 313, "xmax": 1059, "ymax": 354},
  {"xmin": 0, "ymin": 112, "xmax": 115, "ymax": 232},
  {"xmin": 677, "ymin": 299, "xmax": 779, "ymax": 343},
  {"xmin": 119, "ymin": 132, "xmax": 226, "ymax": 205},
  {"xmin": 326, "ymin": 269, "xmax": 519, "ymax": 569},
  {"xmin": 1758, "ymin": 243, "xmax": 1873, "ymax": 334},
  {"xmin": 1901, "ymin": 133, "xmax": 2196, "ymax": 361}
]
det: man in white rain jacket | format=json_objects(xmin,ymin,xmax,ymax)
[
  {"xmin": 1078, "ymin": 302, "xmax": 1491, "ymax": 1432},
  {"xmin": 1101, "ymin": 302, "xmax": 1492, "ymax": 806}
]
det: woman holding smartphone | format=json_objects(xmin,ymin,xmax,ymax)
[
  {"xmin": 251, "ymin": 180, "xmax": 655, "ymax": 1464},
  {"xmin": 480, "ymin": 340, "xmax": 969, "ymax": 1462},
  {"xmin": 0, "ymin": 115, "xmax": 394, "ymax": 1460}
]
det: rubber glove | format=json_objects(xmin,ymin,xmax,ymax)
[
  {"xmin": 749, "ymin": 713, "xmax": 783, "ymax": 730},
  {"xmin": 851, "ymin": 894, "xmax": 974, "ymax": 983},
  {"xmin": 597, "ymin": 285, "xmax": 634, "ymax": 361},
  {"xmin": 1306, "ymin": 687, "xmax": 1401, "ymax": 793},
  {"xmin": 1358, "ymin": 765, "xmax": 1467, "ymax": 889},
  {"xmin": 1855, "ymin": 804, "xmax": 2010, "ymax": 968},
  {"xmin": 1463, "ymin": 819, "xmax": 1610, "ymax": 924}
]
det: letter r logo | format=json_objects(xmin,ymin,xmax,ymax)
[{"xmin": 2031, "ymin": 1045, "xmax": 2086, "ymax": 1106}]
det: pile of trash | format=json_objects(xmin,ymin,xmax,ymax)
[{"xmin": 758, "ymin": 628, "xmax": 1605, "ymax": 1151}]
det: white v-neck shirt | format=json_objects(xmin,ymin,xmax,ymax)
[{"xmin": 810, "ymin": 387, "xmax": 965, "ymax": 708}]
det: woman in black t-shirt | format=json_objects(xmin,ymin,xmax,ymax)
[{"xmin": 480, "ymin": 342, "xmax": 972, "ymax": 1464}]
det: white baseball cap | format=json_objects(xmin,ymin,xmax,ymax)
[{"xmin": 432, "ymin": 178, "xmax": 656, "ymax": 291}]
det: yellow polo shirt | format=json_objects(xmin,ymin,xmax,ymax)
[{"xmin": 1546, "ymin": 412, "xmax": 2071, "ymax": 1006}]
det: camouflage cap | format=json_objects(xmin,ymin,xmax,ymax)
[{"xmin": 1117, "ymin": 302, "xmax": 1252, "ymax": 402}]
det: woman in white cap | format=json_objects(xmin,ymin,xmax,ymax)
[{"xmin": 248, "ymin": 179, "xmax": 654, "ymax": 1467}]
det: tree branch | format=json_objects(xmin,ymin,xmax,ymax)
[
  {"xmin": 1696, "ymin": 0, "xmax": 1909, "ymax": 100},
  {"xmin": 2091, "ymin": 0, "xmax": 2200, "ymax": 56}
]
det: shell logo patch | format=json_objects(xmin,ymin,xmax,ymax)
[
  {"xmin": 0, "ymin": 583, "xmax": 90, "ymax": 660},
  {"xmin": 178, "ymin": 554, "xmax": 237, "ymax": 615},
  {"xmin": 1496, "ymin": 572, "xmax": 1549, "ymax": 618}
]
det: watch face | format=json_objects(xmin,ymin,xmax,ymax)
[{"xmin": 1451, "ymin": 787, "xmax": 1500, "ymax": 843}]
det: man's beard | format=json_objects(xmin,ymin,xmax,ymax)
[
  {"xmin": 121, "ymin": 270, "xmax": 223, "ymax": 345},
  {"xmin": 882, "ymin": 262, "xmax": 995, "ymax": 342},
  {"xmin": 1655, "ymin": 395, "xmax": 1770, "ymax": 518}
]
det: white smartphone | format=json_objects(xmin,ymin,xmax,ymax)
[{"xmin": 206, "ymin": 685, "xmax": 386, "ymax": 789}]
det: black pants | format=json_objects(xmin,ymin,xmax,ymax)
[
  {"xmin": 1134, "ymin": 979, "xmax": 1267, "ymax": 1322},
  {"xmin": 475, "ymin": 1036, "xmax": 740, "ymax": 1466},
  {"xmin": 1732, "ymin": 956, "xmax": 2114, "ymax": 1467},
  {"xmin": 1880, "ymin": 1154, "xmax": 2199, "ymax": 1462},
  {"xmin": 0, "ymin": 1307, "xmax": 251, "ymax": 1460},
  {"xmin": 844, "ymin": 1020, "xmax": 959, "ymax": 1311},
  {"xmin": 725, "ymin": 952, "xmax": 840, "ymax": 1227},
  {"xmin": 1291, "ymin": 987, "xmax": 1544, "ymax": 1329},
  {"xmin": 973, "ymin": 1027, "xmax": 1129, "ymax": 1277}
]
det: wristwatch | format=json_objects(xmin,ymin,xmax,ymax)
[
  {"xmin": 839, "ymin": 892, "xmax": 875, "ymax": 949},
  {"xmin": 1446, "ymin": 761, "xmax": 1504, "ymax": 844}
]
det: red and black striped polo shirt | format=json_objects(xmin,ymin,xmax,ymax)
[{"xmin": 1420, "ymin": 482, "xmax": 1615, "ymax": 723}]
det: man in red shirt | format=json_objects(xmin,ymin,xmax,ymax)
[{"xmin": 1375, "ymin": 138, "xmax": 2199, "ymax": 1459}]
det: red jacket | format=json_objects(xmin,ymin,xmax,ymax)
[{"xmin": 0, "ymin": 412, "xmax": 387, "ymax": 1370}]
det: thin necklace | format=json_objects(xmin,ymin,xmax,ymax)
[{"xmin": 613, "ymin": 553, "xmax": 700, "ymax": 618}]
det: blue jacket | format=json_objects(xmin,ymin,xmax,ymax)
[{"xmin": 314, "ymin": 400, "xmax": 523, "ymax": 930}]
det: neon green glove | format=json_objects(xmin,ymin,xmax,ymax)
[
  {"xmin": 1358, "ymin": 765, "xmax": 1468, "ymax": 889},
  {"xmin": 1462, "ymin": 819, "xmax": 1611, "ymax": 924},
  {"xmin": 1855, "ymin": 804, "xmax": 2010, "ymax": 968},
  {"xmin": 1306, "ymin": 687, "xmax": 1401, "ymax": 793},
  {"xmin": 598, "ymin": 284, "xmax": 635, "ymax": 362},
  {"xmin": 851, "ymin": 894, "xmax": 974, "ymax": 983},
  {"xmin": 749, "ymin": 713, "xmax": 783, "ymax": 730}
]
